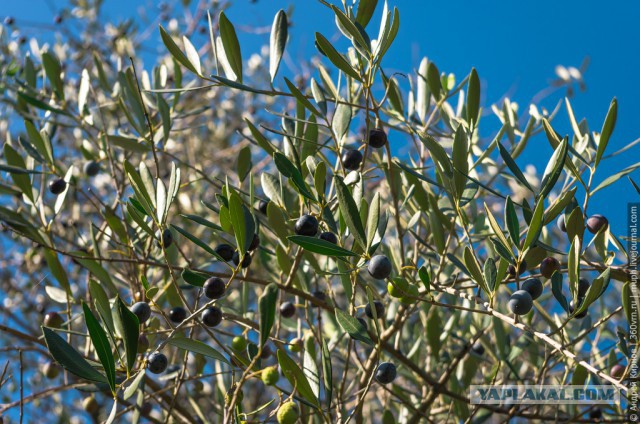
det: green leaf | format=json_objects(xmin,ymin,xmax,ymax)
[
  {"xmin": 228, "ymin": 191, "xmax": 255, "ymax": 257},
  {"xmin": 159, "ymin": 25, "xmax": 199, "ymax": 75},
  {"xmin": 259, "ymin": 284, "xmax": 278, "ymax": 349},
  {"xmin": 464, "ymin": 246, "xmax": 489, "ymax": 295},
  {"xmin": 288, "ymin": 235, "xmax": 357, "ymax": 257},
  {"xmin": 218, "ymin": 12, "xmax": 243, "ymax": 82},
  {"xmin": 567, "ymin": 236, "xmax": 580, "ymax": 299},
  {"xmin": 629, "ymin": 177, "xmax": 640, "ymax": 195},
  {"xmin": 284, "ymin": 77, "xmax": 320, "ymax": 116},
  {"xmin": 366, "ymin": 192, "xmax": 381, "ymax": 250},
  {"xmin": 452, "ymin": 126, "xmax": 469, "ymax": 199},
  {"xmin": 484, "ymin": 203, "xmax": 511, "ymax": 255},
  {"xmin": 4, "ymin": 143, "xmax": 34, "ymax": 202},
  {"xmin": 335, "ymin": 309, "xmax": 373, "ymax": 345},
  {"xmin": 427, "ymin": 62, "xmax": 442, "ymax": 101},
  {"xmin": 522, "ymin": 199, "xmax": 544, "ymax": 251},
  {"xmin": 42, "ymin": 327, "xmax": 107, "ymax": 383},
  {"xmin": 539, "ymin": 137, "xmax": 568, "ymax": 199},
  {"xmin": 426, "ymin": 308, "xmax": 443, "ymax": 358},
  {"xmin": 123, "ymin": 370, "xmax": 146, "ymax": 401},
  {"xmin": 107, "ymin": 135, "xmax": 151, "ymax": 153},
  {"xmin": 592, "ymin": 162, "xmax": 640, "ymax": 195},
  {"xmin": 595, "ymin": 98, "xmax": 617, "ymax": 167},
  {"xmin": 504, "ymin": 196, "xmax": 520, "ymax": 247},
  {"xmin": 182, "ymin": 35, "xmax": 202, "ymax": 75},
  {"xmin": 320, "ymin": 336, "xmax": 332, "ymax": 409},
  {"xmin": 314, "ymin": 160, "xmax": 327, "ymax": 200},
  {"xmin": 543, "ymin": 187, "xmax": 577, "ymax": 226},
  {"xmin": 375, "ymin": 7, "xmax": 399, "ymax": 62},
  {"xmin": 418, "ymin": 265, "xmax": 431, "ymax": 291},
  {"xmin": 25, "ymin": 120, "xmax": 53, "ymax": 164},
  {"xmin": 83, "ymin": 303, "xmax": 116, "ymax": 393},
  {"xmin": 72, "ymin": 254, "xmax": 117, "ymax": 294},
  {"xmin": 334, "ymin": 176, "xmax": 366, "ymax": 250},
  {"xmin": 269, "ymin": 10, "xmax": 288, "ymax": 82},
  {"xmin": 113, "ymin": 297, "xmax": 140, "ymax": 375},
  {"xmin": 575, "ymin": 268, "xmax": 611, "ymax": 315},
  {"xmin": 572, "ymin": 364, "xmax": 588, "ymax": 386},
  {"xmin": 484, "ymin": 258, "xmax": 498, "ymax": 293},
  {"xmin": 310, "ymin": 78, "xmax": 328, "ymax": 114},
  {"xmin": 237, "ymin": 146, "xmax": 252, "ymax": 183},
  {"xmin": 542, "ymin": 119, "xmax": 584, "ymax": 183},
  {"xmin": 331, "ymin": 5, "xmax": 370, "ymax": 54},
  {"xmin": 89, "ymin": 280, "xmax": 115, "ymax": 338},
  {"xmin": 551, "ymin": 272, "xmax": 569, "ymax": 313},
  {"xmin": 497, "ymin": 142, "xmax": 533, "ymax": 192},
  {"xmin": 245, "ymin": 118, "xmax": 277, "ymax": 157},
  {"xmin": 418, "ymin": 134, "xmax": 453, "ymax": 177},
  {"xmin": 42, "ymin": 52, "xmax": 65, "ymax": 101},
  {"xmin": 332, "ymin": 102, "xmax": 351, "ymax": 141},
  {"xmin": 303, "ymin": 344, "xmax": 320, "ymax": 399},
  {"xmin": 566, "ymin": 207, "xmax": 585, "ymax": 244},
  {"xmin": 490, "ymin": 237, "xmax": 515, "ymax": 263},
  {"xmin": 277, "ymin": 349, "xmax": 320, "ymax": 407},
  {"xmin": 105, "ymin": 399, "xmax": 118, "ymax": 424},
  {"xmin": 124, "ymin": 161, "xmax": 154, "ymax": 212},
  {"xmin": 43, "ymin": 248, "xmax": 70, "ymax": 294},
  {"xmin": 181, "ymin": 268, "xmax": 210, "ymax": 287},
  {"xmin": 355, "ymin": 0, "xmax": 378, "ymax": 28},
  {"xmin": 181, "ymin": 214, "xmax": 223, "ymax": 231},
  {"xmin": 156, "ymin": 178, "xmax": 167, "ymax": 224},
  {"xmin": 314, "ymin": 33, "xmax": 361, "ymax": 81},
  {"xmin": 17, "ymin": 91, "xmax": 69, "ymax": 115},
  {"xmin": 466, "ymin": 68, "xmax": 480, "ymax": 126},
  {"xmin": 172, "ymin": 225, "xmax": 225, "ymax": 260},
  {"xmin": 273, "ymin": 152, "xmax": 316, "ymax": 201},
  {"xmin": 168, "ymin": 337, "xmax": 229, "ymax": 364},
  {"xmin": 0, "ymin": 163, "xmax": 42, "ymax": 175}
]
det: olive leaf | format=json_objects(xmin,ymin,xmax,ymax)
[{"xmin": 269, "ymin": 10, "xmax": 288, "ymax": 82}]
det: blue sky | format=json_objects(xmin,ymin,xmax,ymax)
[{"xmin": 4, "ymin": 0, "xmax": 639, "ymax": 235}]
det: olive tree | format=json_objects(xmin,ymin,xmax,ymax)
[{"xmin": 0, "ymin": 0, "xmax": 635, "ymax": 423}]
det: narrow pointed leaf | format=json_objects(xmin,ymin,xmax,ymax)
[
  {"xmin": 552, "ymin": 272, "xmax": 569, "ymax": 313},
  {"xmin": 539, "ymin": 138, "xmax": 568, "ymax": 198},
  {"xmin": 355, "ymin": 0, "xmax": 378, "ymax": 28},
  {"xmin": 277, "ymin": 350, "xmax": 320, "ymax": 407},
  {"xmin": 83, "ymin": 303, "xmax": 116, "ymax": 392},
  {"xmin": 168, "ymin": 337, "xmax": 229, "ymax": 364},
  {"xmin": 466, "ymin": 68, "xmax": 480, "ymax": 126},
  {"xmin": 335, "ymin": 309, "xmax": 373, "ymax": 345},
  {"xmin": 595, "ymin": 98, "xmax": 617, "ymax": 167},
  {"xmin": 269, "ymin": 10, "xmax": 288, "ymax": 82},
  {"xmin": 522, "ymin": 199, "xmax": 545, "ymax": 251},
  {"xmin": 334, "ymin": 176, "xmax": 366, "ymax": 249},
  {"xmin": 259, "ymin": 284, "xmax": 278, "ymax": 349},
  {"xmin": 288, "ymin": 235, "xmax": 356, "ymax": 257},
  {"xmin": 314, "ymin": 33, "xmax": 361, "ymax": 81},
  {"xmin": 504, "ymin": 197, "xmax": 520, "ymax": 247},
  {"xmin": 498, "ymin": 142, "xmax": 533, "ymax": 192},
  {"xmin": 42, "ymin": 327, "xmax": 107, "ymax": 383},
  {"xmin": 159, "ymin": 25, "xmax": 198, "ymax": 75},
  {"xmin": 113, "ymin": 297, "xmax": 140, "ymax": 375},
  {"xmin": 464, "ymin": 246, "xmax": 489, "ymax": 294},
  {"xmin": 218, "ymin": 12, "xmax": 243, "ymax": 82}
]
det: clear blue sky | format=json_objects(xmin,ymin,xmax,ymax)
[{"xmin": 4, "ymin": 0, "xmax": 639, "ymax": 235}]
